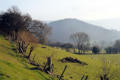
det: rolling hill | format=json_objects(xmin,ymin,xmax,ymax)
[
  {"xmin": 0, "ymin": 36, "xmax": 55, "ymax": 80},
  {"xmin": 0, "ymin": 35, "xmax": 120, "ymax": 80},
  {"xmin": 48, "ymin": 18, "xmax": 120, "ymax": 45}
]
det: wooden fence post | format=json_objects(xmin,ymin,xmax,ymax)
[{"xmin": 59, "ymin": 65, "xmax": 67, "ymax": 80}]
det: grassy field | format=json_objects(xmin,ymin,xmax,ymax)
[
  {"xmin": 31, "ymin": 45, "xmax": 120, "ymax": 80},
  {"xmin": 0, "ymin": 36, "xmax": 120, "ymax": 80},
  {"xmin": 0, "ymin": 36, "xmax": 56, "ymax": 80}
]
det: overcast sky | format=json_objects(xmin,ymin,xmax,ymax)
[{"xmin": 1, "ymin": 0, "xmax": 120, "ymax": 21}]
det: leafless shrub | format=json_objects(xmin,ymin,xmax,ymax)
[
  {"xmin": 98, "ymin": 58, "xmax": 120, "ymax": 80},
  {"xmin": 17, "ymin": 30, "xmax": 38, "ymax": 59}
]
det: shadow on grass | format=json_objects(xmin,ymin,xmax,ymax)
[
  {"xmin": 0, "ymin": 73, "xmax": 10, "ymax": 78},
  {"xmin": 29, "ymin": 67, "xmax": 42, "ymax": 71}
]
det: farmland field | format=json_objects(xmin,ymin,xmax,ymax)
[{"xmin": 0, "ymin": 36, "xmax": 120, "ymax": 80}]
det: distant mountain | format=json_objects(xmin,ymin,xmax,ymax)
[
  {"xmin": 88, "ymin": 18, "xmax": 120, "ymax": 31},
  {"xmin": 48, "ymin": 18, "xmax": 120, "ymax": 45}
]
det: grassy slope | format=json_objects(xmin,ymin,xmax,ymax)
[
  {"xmin": 31, "ymin": 45, "xmax": 120, "ymax": 80},
  {"xmin": 0, "ymin": 36, "xmax": 120, "ymax": 80},
  {"xmin": 0, "ymin": 36, "xmax": 55, "ymax": 80}
]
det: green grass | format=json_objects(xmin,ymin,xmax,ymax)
[
  {"xmin": 31, "ymin": 45, "xmax": 120, "ymax": 80},
  {"xmin": 0, "ymin": 36, "xmax": 56, "ymax": 80},
  {"xmin": 1, "ymin": 35, "xmax": 120, "ymax": 80}
]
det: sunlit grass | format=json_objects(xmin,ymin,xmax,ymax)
[
  {"xmin": 0, "ymin": 35, "xmax": 120, "ymax": 80},
  {"xmin": 31, "ymin": 45, "xmax": 120, "ymax": 80},
  {"xmin": 0, "ymin": 36, "xmax": 56, "ymax": 80}
]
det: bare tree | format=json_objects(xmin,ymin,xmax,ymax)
[
  {"xmin": 98, "ymin": 58, "xmax": 120, "ymax": 80},
  {"xmin": 28, "ymin": 20, "xmax": 51, "ymax": 44},
  {"xmin": 70, "ymin": 32, "xmax": 90, "ymax": 54},
  {"xmin": 17, "ymin": 30, "xmax": 38, "ymax": 59}
]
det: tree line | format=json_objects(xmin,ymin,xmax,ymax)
[
  {"xmin": 50, "ymin": 31, "xmax": 120, "ymax": 54},
  {"xmin": 1, "ymin": 6, "xmax": 120, "ymax": 56},
  {"xmin": 70, "ymin": 32, "xmax": 120, "ymax": 54},
  {"xmin": 0, "ymin": 6, "xmax": 51, "ymax": 59}
]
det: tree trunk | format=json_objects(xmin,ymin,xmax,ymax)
[
  {"xmin": 28, "ymin": 46, "xmax": 34, "ymax": 59},
  {"xmin": 73, "ymin": 48, "xmax": 76, "ymax": 53}
]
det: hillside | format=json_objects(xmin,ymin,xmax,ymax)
[
  {"xmin": 48, "ymin": 18, "xmax": 120, "ymax": 44},
  {"xmin": 0, "ymin": 36, "xmax": 55, "ymax": 80},
  {"xmin": 1, "ymin": 36, "xmax": 120, "ymax": 80},
  {"xmin": 89, "ymin": 18, "xmax": 120, "ymax": 31}
]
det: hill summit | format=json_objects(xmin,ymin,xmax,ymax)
[{"xmin": 48, "ymin": 18, "xmax": 120, "ymax": 44}]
